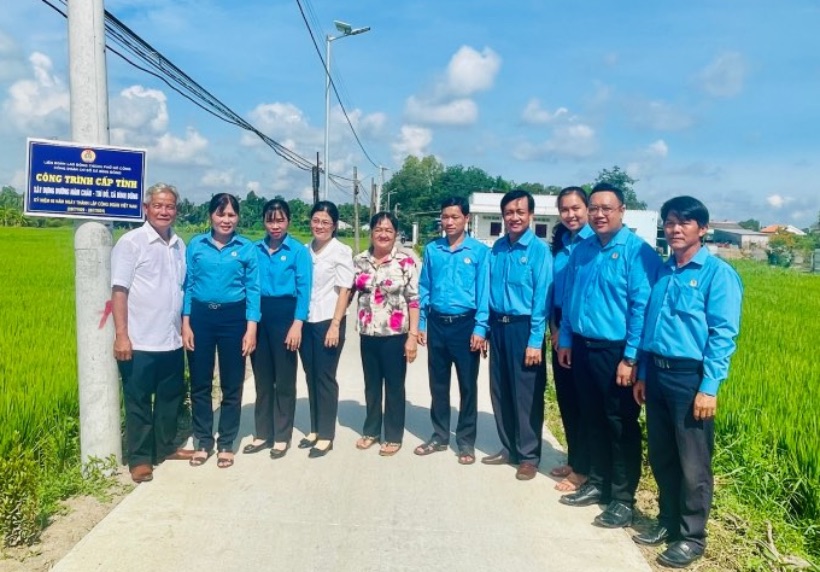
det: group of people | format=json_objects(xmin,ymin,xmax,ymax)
[{"xmin": 111, "ymin": 181, "xmax": 742, "ymax": 569}]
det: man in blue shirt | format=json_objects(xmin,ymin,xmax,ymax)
[
  {"xmin": 557, "ymin": 183, "xmax": 661, "ymax": 528},
  {"xmin": 482, "ymin": 189, "xmax": 552, "ymax": 481},
  {"xmin": 632, "ymin": 196, "xmax": 742, "ymax": 568},
  {"xmin": 416, "ymin": 197, "xmax": 490, "ymax": 465}
]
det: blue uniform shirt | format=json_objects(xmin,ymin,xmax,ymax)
[
  {"xmin": 418, "ymin": 235, "xmax": 490, "ymax": 337},
  {"xmin": 183, "ymin": 231, "xmax": 261, "ymax": 322},
  {"xmin": 489, "ymin": 228, "xmax": 552, "ymax": 349},
  {"xmin": 559, "ymin": 225, "xmax": 661, "ymax": 360},
  {"xmin": 551, "ymin": 224, "xmax": 594, "ymax": 310},
  {"xmin": 640, "ymin": 246, "xmax": 743, "ymax": 395},
  {"xmin": 254, "ymin": 234, "xmax": 313, "ymax": 321}
]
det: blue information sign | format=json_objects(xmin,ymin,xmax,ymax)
[{"xmin": 25, "ymin": 139, "xmax": 147, "ymax": 222}]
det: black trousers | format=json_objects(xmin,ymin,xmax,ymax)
[
  {"xmin": 118, "ymin": 348, "xmax": 185, "ymax": 468},
  {"xmin": 646, "ymin": 358, "xmax": 713, "ymax": 550},
  {"xmin": 427, "ymin": 312, "xmax": 480, "ymax": 451},
  {"xmin": 250, "ymin": 296, "xmax": 298, "ymax": 444},
  {"xmin": 573, "ymin": 335, "xmax": 642, "ymax": 505},
  {"xmin": 300, "ymin": 318, "xmax": 346, "ymax": 440},
  {"xmin": 360, "ymin": 334, "xmax": 407, "ymax": 443},
  {"xmin": 188, "ymin": 301, "xmax": 247, "ymax": 452},
  {"xmin": 488, "ymin": 316, "xmax": 546, "ymax": 465}
]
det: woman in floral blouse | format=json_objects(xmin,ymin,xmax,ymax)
[{"xmin": 352, "ymin": 211, "xmax": 420, "ymax": 456}]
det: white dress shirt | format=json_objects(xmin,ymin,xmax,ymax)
[
  {"xmin": 307, "ymin": 238, "xmax": 354, "ymax": 323},
  {"xmin": 111, "ymin": 222, "xmax": 186, "ymax": 351}
]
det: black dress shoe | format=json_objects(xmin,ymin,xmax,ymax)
[
  {"xmin": 269, "ymin": 445, "xmax": 290, "ymax": 459},
  {"xmin": 298, "ymin": 436, "xmax": 318, "ymax": 449},
  {"xmin": 658, "ymin": 541, "xmax": 703, "ymax": 568},
  {"xmin": 308, "ymin": 442, "xmax": 333, "ymax": 458},
  {"xmin": 592, "ymin": 501, "xmax": 633, "ymax": 528},
  {"xmin": 242, "ymin": 441, "xmax": 271, "ymax": 454},
  {"xmin": 632, "ymin": 524, "xmax": 671, "ymax": 546},
  {"xmin": 559, "ymin": 483, "xmax": 602, "ymax": 507}
]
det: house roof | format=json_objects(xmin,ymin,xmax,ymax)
[{"xmin": 760, "ymin": 224, "xmax": 806, "ymax": 235}]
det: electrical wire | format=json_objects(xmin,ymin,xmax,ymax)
[
  {"xmin": 294, "ymin": 0, "xmax": 382, "ymax": 170},
  {"xmin": 41, "ymin": 0, "xmax": 316, "ymax": 172}
]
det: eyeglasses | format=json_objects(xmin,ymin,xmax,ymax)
[
  {"xmin": 588, "ymin": 205, "xmax": 621, "ymax": 216},
  {"xmin": 310, "ymin": 218, "xmax": 333, "ymax": 228}
]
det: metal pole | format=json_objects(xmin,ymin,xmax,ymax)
[
  {"xmin": 353, "ymin": 166, "xmax": 360, "ymax": 255},
  {"xmin": 68, "ymin": 0, "xmax": 122, "ymax": 466},
  {"xmin": 323, "ymin": 35, "xmax": 332, "ymax": 200}
]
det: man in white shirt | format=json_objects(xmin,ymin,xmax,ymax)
[{"xmin": 111, "ymin": 183, "xmax": 192, "ymax": 483}]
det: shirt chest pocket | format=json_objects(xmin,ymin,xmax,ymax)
[
  {"xmin": 452, "ymin": 256, "xmax": 477, "ymax": 289},
  {"xmin": 507, "ymin": 257, "xmax": 530, "ymax": 286},
  {"xmin": 670, "ymin": 280, "xmax": 705, "ymax": 318}
]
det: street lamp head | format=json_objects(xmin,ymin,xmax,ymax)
[{"xmin": 334, "ymin": 21, "xmax": 352, "ymax": 34}]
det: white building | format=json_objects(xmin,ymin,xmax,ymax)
[{"xmin": 467, "ymin": 192, "xmax": 659, "ymax": 248}]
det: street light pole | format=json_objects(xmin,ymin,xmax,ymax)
[{"xmin": 323, "ymin": 20, "xmax": 370, "ymax": 200}]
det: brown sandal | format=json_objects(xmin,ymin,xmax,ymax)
[
  {"xmin": 356, "ymin": 436, "xmax": 379, "ymax": 450},
  {"xmin": 379, "ymin": 442, "xmax": 402, "ymax": 456},
  {"xmin": 457, "ymin": 451, "xmax": 476, "ymax": 465}
]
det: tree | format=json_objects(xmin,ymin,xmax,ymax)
[
  {"xmin": 738, "ymin": 219, "xmax": 761, "ymax": 231},
  {"xmin": 593, "ymin": 166, "xmax": 647, "ymax": 210}
]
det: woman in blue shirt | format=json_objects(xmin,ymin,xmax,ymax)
[
  {"xmin": 548, "ymin": 186, "xmax": 592, "ymax": 492},
  {"xmin": 183, "ymin": 193, "xmax": 260, "ymax": 469},
  {"xmin": 244, "ymin": 199, "xmax": 312, "ymax": 459}
]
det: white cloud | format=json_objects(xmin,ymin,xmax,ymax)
[
  {"xmin": 627, "ymin": 99, "xmax": 694, "ymax": 131},
  {"xmin": 442, "ymin": 46, "xmax": 502, "ymax": 97},
  {"xmin": 392, "ymin": 125, "xmax": 432, "ymax": 162},
  {"xmin": 521, "ymin": 99, "xmax": 569, "ymax": 125},
  {"xmin": 405, "ymin": 96, "xmax": 477, "ymax": 126},
  {"xmin": 646, "ymin": 139, "xmax": 669, "ymax": 159},
  {"xmin": 243, "ymin": 102, "xmax": 320, "ymax": 148},
  {"xmin": 346, "ymin": 109, "xmax": 387, "ymax": 138},
  {"xmin": 513, "ymin": 123, "xmax": 597, "ymax": 160},
  {"xmin": 2, "ymin": 52, "xmax": 69, "ymax": 134},
  {"xmin": 766, "ymin": 194, "xmax": 791, "ymax": 209},
  {"xmin": 201, "ymin": 168, "xmax": 240, "ymax": 188},
  {"xmin": 625, "ymin": 139, "xmax": 669, "ymax": 179},
  {"xmin": 699, "ymin": 52, "xmax": 746, "ymax": 98},
  {"xmin": 149, "ymin": 128, "xmax": 209, "ymax": 165},
  {"xmin": 110, "ymin": 86, "xmax": 169, "ymax": 133}
]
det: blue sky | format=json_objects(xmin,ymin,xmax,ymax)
[{"xmin": 1, "ymin": 0, "xmax": 818, "ymax": 226}]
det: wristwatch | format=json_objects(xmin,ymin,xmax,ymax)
[{"xmin": 622, "ymin": 357, "xmax": 637, "ymax": 367}]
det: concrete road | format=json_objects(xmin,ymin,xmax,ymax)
[{"xmin": 54, "ymin": 318, "xmax": 650, "ymax": 572}]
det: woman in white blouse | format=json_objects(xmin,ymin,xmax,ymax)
[{"xmin": 298, "ymin": 201, "xmax": 354, "ymax": 457}]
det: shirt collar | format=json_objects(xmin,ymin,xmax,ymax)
[
  {"xmin": 563, "ymin": 224, "xmax": 594, "ymax": 247},
  {"xmin": 435, "ymin": 235, "xmax": 473, "ymax": 252},
  {"xmin": 142, "ymin": 222, "xmax": 179, "ymax": 246},
  {"xmin": 596, "ymin": 225, "xmax": 630, "ymax": 249},
  {"xmin": 505, "ymin": 228, "xmax": 534, "ymax": 249},
  {"xmin": 207, "ymin": 230, "xmax": 242, "ymax": 248},
  {"xmin": 667, "ymin": 245, "xmax": 710, "ymax": 269}
]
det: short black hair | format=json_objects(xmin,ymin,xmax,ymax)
[
  {"xmin": 311, "ymin": 200, "xmax": 339, "ymax": 225},
  {"xmin": 556, "ymin": 186, "xmax": 588, "ymax": 208},
  {"xmin": 370, "ymin": 211, "xmax": 398, "ymax": 233},
  {"xmin": 661, "ymin": 196, "xmax": 710, "ymax": 227},
  {"xmin": 440, "ymin": 196, "xmax": 469, "ymax": 215},
  {"xmin": 500, "ymin": 188, "xmax": 534, "ymax": 213},
  {"xmin": 209, "ymin": 193, "xmax": 240, "ymax": 216},
  {"xmin": 262, "ymin": 198, "xmax": 290, "ymax": 221},
  {"xmin": 590, "ymin": 182, "xmax": 625, "ymax": 206}
]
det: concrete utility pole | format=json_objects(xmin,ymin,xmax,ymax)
[
  {"xmin": 370, "ymin": 179, "xmax": 376, "ymax": 218},
  {"xmin": 352, "ymin": 166, "xmax": 360, "ymax": 254},
  {"xmin": 68, "ymin": 0, "xmax": 122, "ymax": 466}
]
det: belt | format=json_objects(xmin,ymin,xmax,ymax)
[
  {"xmin": 490, "ymin": 313, "xmax": 530, "ymax": 324},
  {"xmin": 193, "ymin": 300, "xmax": 245, "ymax": 311},
  {"xmin": 430, "ymin": 310, "xmax": 475, "ymax": 324},
  {"xmin": 575, "ymin": 335, "xmax": 625, "ymax": 349},
  {"xmin": 651, "ymin": 354, "xmax": 702, "ymax": 372}
]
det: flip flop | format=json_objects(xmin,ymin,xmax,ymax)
[
  {"xmin": 457, "ymin": 451, "xmax": 476, "ymax": 465},
  {"xmin": 379, "ymin": 442, "xmax": 402, "ymax": 456}
]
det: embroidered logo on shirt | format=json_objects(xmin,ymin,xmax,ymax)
[
  {"xmin": 231, "ymin": 251, "xmax": 238, "ymax": 257},
  {"xmin": 612, "ymin": 252, "xmax": 619, "ymax": 260},
  {"xmin": 464, "ymin": 257, "xmax": 472, "ymax": 264},
  {"xmin": 280, "ymin": 255, "xmax": 287, "ymax": 261},
  {"xmin": 689, "ymin": 279, "xmax": 698, "ymax": 287},
  {"xmin": 520, "ymin": 256, "xmax": 528, "ymax": 264}
]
